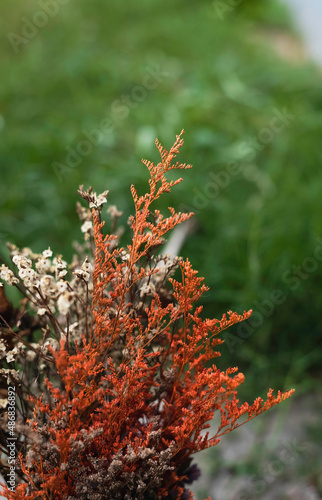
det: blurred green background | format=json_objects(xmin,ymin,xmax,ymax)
[{"xmin": 1, "ymin": 0, "xmax": 322, "ymax": 401}]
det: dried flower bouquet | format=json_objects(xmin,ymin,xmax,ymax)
[{"xmin": 0, "ymin": 131, "xmax": 294, "ymax": 499}]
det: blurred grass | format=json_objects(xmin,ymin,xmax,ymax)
[{"xmin": 0, "ymin": 0, "xmax": 322, "ymax": 397}]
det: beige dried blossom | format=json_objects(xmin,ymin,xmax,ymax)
[
  {"xmin": 6, "ymin": 346, "xmax": 19, "ymax": 363},
  {"xmin": 89, "ymin": 192, "xmax": 108, "ymax": 208},
  {"xmin": 120, "ymin": 250, "xmax": 130, "ymax": 261},
  {"xmin": 73, "ymin": 269, "xmax": 90, "ymax": 282},
  {"xmin": 76, "ymin": 201, "xmax": 92, "ymax": 222},
  {"xmin": 73, "ymin": 257, "xmax": 93, "ymax": 283},
  {"xmin": 0, "ymin": 339, "xmax": 7, "ymax": 354},
  {"xmin": 12, "ymin": 254, "xmax": 32, "ymax": 269},
  {"xmin": 40, "ymin": 274, "xmax": 54, "ymax": 288},
  {"xmin": 25, "ymin": 350, "xmax": 37, "ymax": 362},
  {"xmin": 43, "ymin": 338, "xmax": 59, "ymax": 351},
  {"xmin": 108, "ymin": 205, "xmax": 123, "ymax": 219},
  {"xmin": 78, "ymin": 186, "xmax": 109, "ymax": 211},
  {"xmin": 37, "ymin": 307, "xmax": 47, "ymax": 316},
  {"xmin": 56, "ymin": 281, "xmax": 68, "ymax": 294},
  {"xmin": 57, "ymin": 292, "xmax": 74, "ymax": 316},
  {"xmin": 23, "ymin": 268, "xmax": 40, "ymax": 288},
  {"xmin": 0, "ymin": 368, "xmax": 20, "ymax": 383},
  {"xmin": 82, "ymin": 257, "xmax": 92, "ymax": 273},
  {"xmin": 140, "ymin": 282, "xmax": 156, "ymax": 297},
  {"xmin": 81, "ymin": 220, "xmax": 93, "ymax": 234},
  {"xmin": 36, "ymin": 256, "xmax": 51, "ymax": 274},
  {"xmin": 42, "ymin": 248, "xmax": 53, "ymax": 258},
  {"xmin": 54, "ymin": 256, "xmax": 68, "ymax": 280},
  {"xmin": 0, "ymin": 264, "xmax": 19, "ymax": 285}
]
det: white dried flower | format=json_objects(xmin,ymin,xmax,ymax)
[
  {"xmin": 0, "ymin": 264, "xmax": 19, "ymax": 285},
  {"xmin": 6, "ymin": 346, "xmax": 19, "ymax": 363},
  {"xmin": 44, "ymin": 338, "xmax": 58, "ymax": 351},
  {"xmin": 40, "ymin": 275, "xmax": 54, "ymax": 288},
  {"xmin": 69, "ymin": 322, "xmax": 79, "ymax": 333},
  {"xmin": 57, "ymin": 269, "xmax": 67, "ymax": 280},
  {"xmin": 6, "ymin": 353, "xmax": 15, "ymax": 363},
  {"xmin": 0, "ymin": 340, "xmax": 7, "ymax": 352},
  {"xmin": 23, "ymin": 268, "xmax": 40, "ymax": 287},
  {"xmin": 42, "ymin": 248, "xmax": 53, "ymax": 258},
  {"xmin": 140, "ymin": 282, "xmax": 155, "ymax": 297},
  {"xmin": 81, "ymin": 220, "xmax": 93, "ymax": 233},
  {"xmin": 57, "ymin": 281, "xmax": 68, "ymax": 294},
  {"xmin": 18, "ymin": 268, "xmax": 28, "ymax": 279},
  {"xmin": 81, "ymin": 257, "xmax": 92, "ymax": 274},
  {"xmin": 12, "ymin": 255, "xmax": 32, "ymax": 269},
  {"xmin": 36, "ymin": 256, "xmax": 51, "ymax": 273},
  {"xmin": 21, "ymin": 247, "xmax": 35, "ymax": 258},
  {"xmin": 73, "ymin": 269, "xmax": 90, "ymax": 282},
  {"xmin": 26, "ymin": 350, "xmax": 37, "ymax": 362},
  {"xmin": 57, "ymin": 292, "xmax": 73, "ymax": 315},
  {"xmin": 121, "ymin": 250, "xmax": 130, "ymax": 261},
  {"xmin": 11, "ymin": 255, "xmax": 20, "ymax": 265},
  {"xmin": 37, "ymin": 308, "xmax": 47, "ymax": 316},
  {"xmin": 108, "ymin": 205, "xmax": 123, "ymax": 218},
  {"xmin": 55, "ymin": 257, "xmax": 68, "ymax": 279},
  {"xmin": 89, "ymin": 191, "xmax": 109, "ymax": 209},
  {"xmin": 0, "ymin": 368, "xmax": 19, "ymax": 382},
  {"xmin": 0, "ymin": 399, "xmax": 8, "ymax": 409},
  {"xmin": 54, "ymin": 256, "xmax": 67, "ymax": 268}
]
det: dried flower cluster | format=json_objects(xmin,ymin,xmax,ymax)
[{"xmin": 0, "ymin": 131, "xmax": 294, "ymax": 499}]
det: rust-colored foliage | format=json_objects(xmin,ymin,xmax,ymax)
[{"xmin": 1, "ymin": 132, "xmax": 294, "ymax": 499}]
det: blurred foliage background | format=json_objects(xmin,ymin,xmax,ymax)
[{"xmin": 0, "ymin": 0, "xmax": 322, "ymax": 403}]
